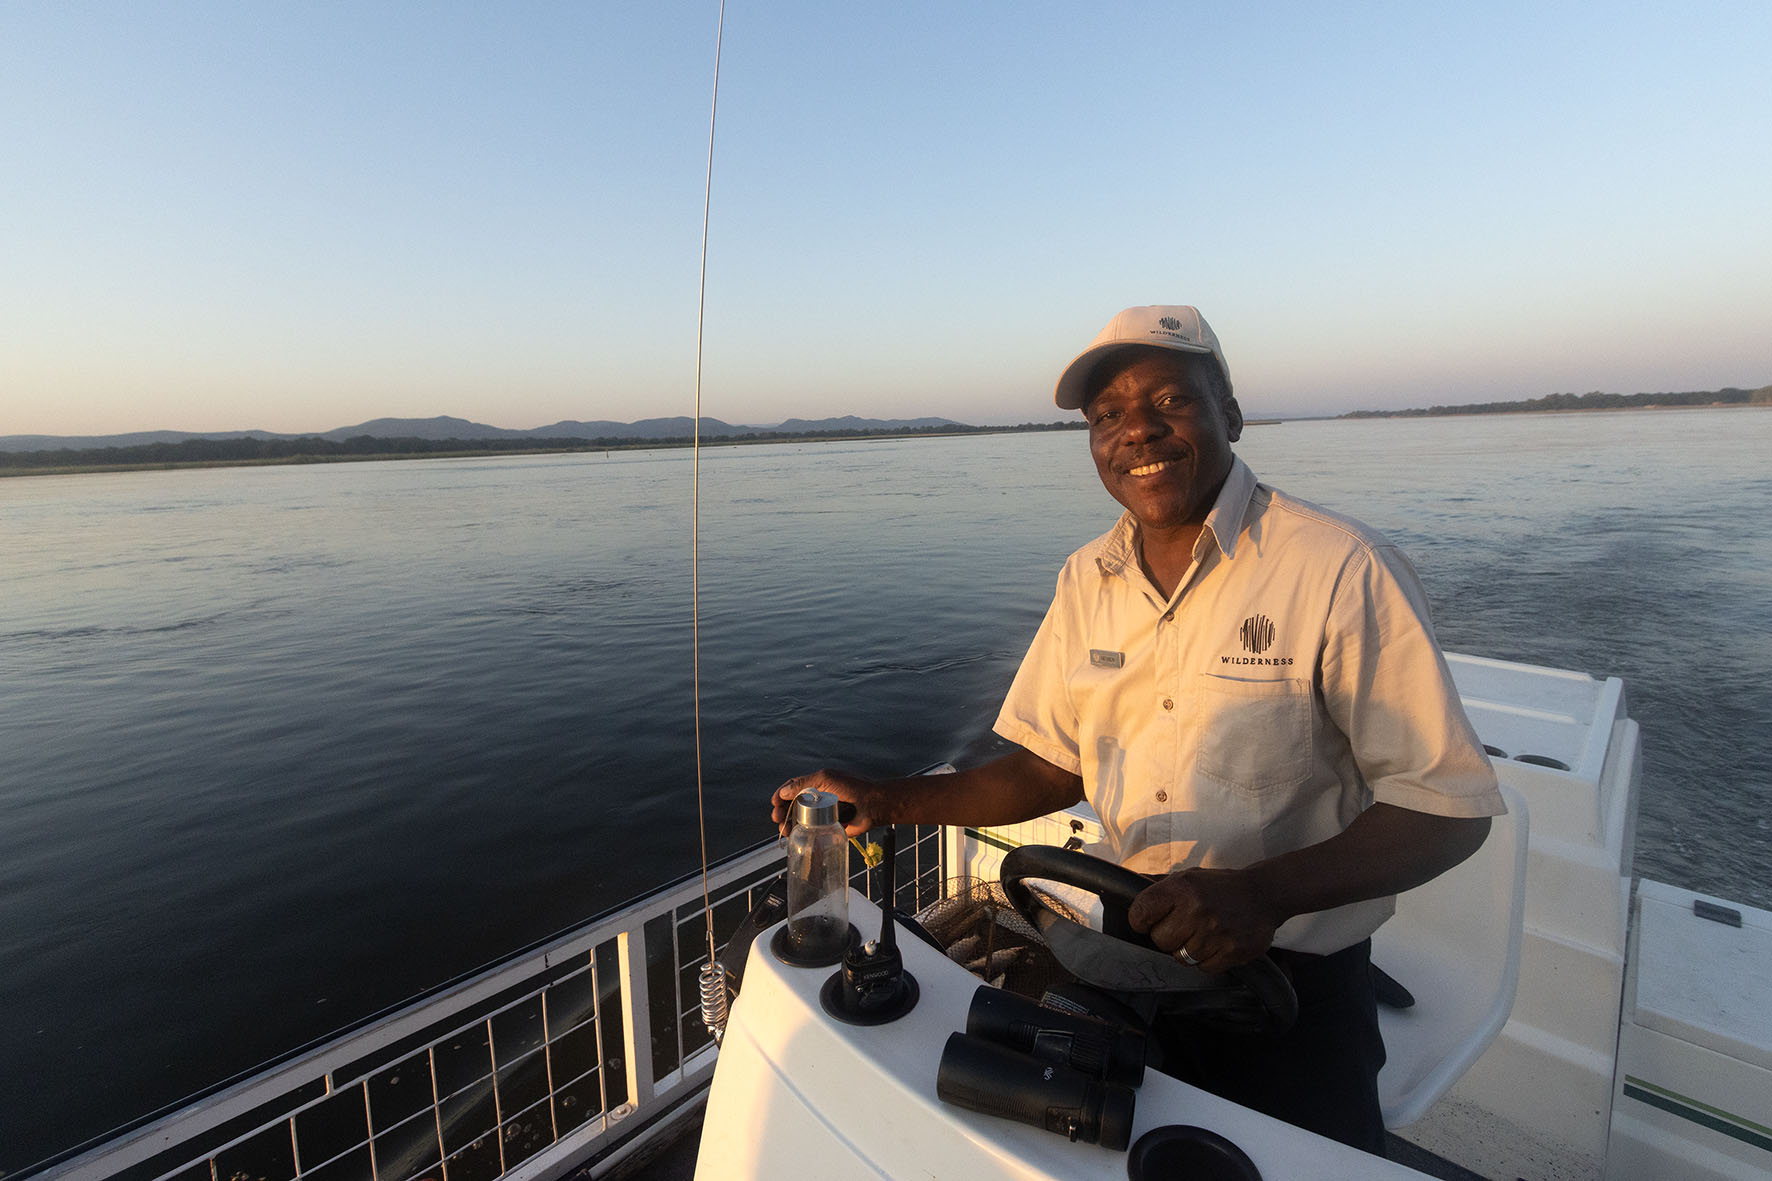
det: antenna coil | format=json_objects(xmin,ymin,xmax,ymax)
[{"xmin": 698, "ymin": 960, "xmax": 731, "ymax": 1045}]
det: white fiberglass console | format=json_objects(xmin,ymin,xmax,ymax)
[{"xmin": 695, "ymin": 891, "xmax": 1432, "ymax": 1180}]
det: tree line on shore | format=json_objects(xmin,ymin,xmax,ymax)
[
  {"xmin": 0, "ymin": 420, "xmax": 1088, "ymax": 473},
  {"xmin": 13, "ymin": 382, "xmax": 1765, "ymax": 473},
  {"xmin": 1341, "ymin": 385, "xmax": 1771, "ymax": 418}
]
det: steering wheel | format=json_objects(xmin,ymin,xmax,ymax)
[{"xmin": 1001, "ymin": 844, "xmax": 1298, "ymax": 1035}]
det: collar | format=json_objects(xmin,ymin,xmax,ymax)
[{"xmin": 1094, "ymin": 456, "xmax": 1260, "ymax": 579}]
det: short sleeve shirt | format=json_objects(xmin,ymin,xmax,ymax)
[{"xmin": 993, "ymin": 457, "xmax": 1504, "ymax": 954}]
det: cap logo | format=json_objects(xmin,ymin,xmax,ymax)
[{"xmin": 1158, "ymin": 316, "xmax": 1182, "ymax": 330}]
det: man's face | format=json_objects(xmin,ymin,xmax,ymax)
[{"xmin": 1084, "ymin": 349, "xmax": 1243, "ymax": 538}]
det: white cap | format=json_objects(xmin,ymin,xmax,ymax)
[{"xmin": 1053, "ymin": 305, "xmax": 1232, "ymax": 410}]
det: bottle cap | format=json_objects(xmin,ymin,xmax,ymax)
[{"xmin": 793, "ymin": 789, "xmax": 840, "ymax": 829}]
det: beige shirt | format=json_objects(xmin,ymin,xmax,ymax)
[{"xmin": 994, "ymin": 457, "xmax": 1504, "ymax": 953}]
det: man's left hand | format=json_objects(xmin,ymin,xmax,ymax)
[
  {"xmin": 1127, "ymin": 867, "xmax": 1283, "ymax": 975},
  {"xmin": 1126, "ymin": 807, "xmax": 1496, "ymax": 975}
]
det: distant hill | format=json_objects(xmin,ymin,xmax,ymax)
[
  {"xmin": 0, "ymin": 428, "xmax": 288, "ymax": 452},
  {"xmin": 0, "ymin": 414, "xmax": 969, "ymax": 453}
]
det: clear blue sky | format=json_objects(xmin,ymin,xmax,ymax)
[{"xmin": 4, "ymin": 2, "xmax": 1769, "ymax": 435}]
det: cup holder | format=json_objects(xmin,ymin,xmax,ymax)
[{"xmin": 1127, "ymin": 1125, "xmax": 1262, "ymax": 1180}]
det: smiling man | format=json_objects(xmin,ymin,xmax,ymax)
[{"xmin": 771, "ymin": 304, "xmax": 1505, "ymax": 1154}]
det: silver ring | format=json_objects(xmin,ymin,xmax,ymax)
[{"xmin": 1178, "ymin": 947, "xmax": 1199, "ymax": 966}]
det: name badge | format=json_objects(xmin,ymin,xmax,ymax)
[{"xmin": 1089, "ymin": 649, "xmax": 1124, "ymax": 669}]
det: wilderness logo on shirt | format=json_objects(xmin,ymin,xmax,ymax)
[{"xmin": 1221, "ymin": 612, "xmax": 1294, "ymax": 665}]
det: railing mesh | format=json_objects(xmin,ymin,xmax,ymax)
[
  {"xmin": 98, "ymin": 937, "xmax": 631, "ymax": 1181},
  {"xmin": 37, "ymin": 822, "xmax": 948, "ymax": 1181}
]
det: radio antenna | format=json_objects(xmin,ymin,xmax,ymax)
[{"xmin": 692, "ymin": 0, "xmax": 730, "ymax": 1045}]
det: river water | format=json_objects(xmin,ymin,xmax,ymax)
[{"xmin": 3, "ymin": 408, "xmax": 1769, "ymax": 1170}]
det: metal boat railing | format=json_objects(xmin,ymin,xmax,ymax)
[{"xmin": 30, "ymin": 822, "xmax": 949, "ymax": 1181}]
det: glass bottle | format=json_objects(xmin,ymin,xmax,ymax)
[{"xmin": 785, "ymin": 789, "xmax": 850, "ymax": 963}]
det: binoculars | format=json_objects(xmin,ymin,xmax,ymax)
[{"xmin": 935, "ymin": 986, "xmax": 1149, "ymax": 1150}]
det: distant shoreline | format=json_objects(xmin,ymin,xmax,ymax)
[
  {"xmin": 10, "ymin": 394, "xmax": 1765, "ymax": 478},
  {"xmin": 0, "ymin": 423, "xmax": 1090, "ymax": 479},
  {"xmin": 1337, "ymin": 385, "xmax": 1769, "ymax": 420},
  {"xmin": 1342, "ymin": 401, "xmax": 1772, "ymax": 421}
]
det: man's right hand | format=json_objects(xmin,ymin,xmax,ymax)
[
  {"xmin": 768, "ymin": 749, "xmax": 1085, "ymax": 842},
  {"xmin": 771, "ymin": 769, "xmax": 879, "ymax": 838}
]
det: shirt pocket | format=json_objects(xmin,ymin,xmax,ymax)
[{"xmin": 1193, "ymin": 674, "xmax": 1315, "ymax": 795}]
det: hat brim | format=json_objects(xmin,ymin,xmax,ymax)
[{"xmin": 1053, "ymin": 340, "xmax": 1215, "ymax": 411}]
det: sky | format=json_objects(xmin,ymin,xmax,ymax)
[{"xmin": 3, "ymin": 1, "xmax": 1769, "ymax": 436}]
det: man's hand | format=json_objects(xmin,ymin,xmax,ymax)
[
  {"xmin": 772, "ymin": 769, "xmax": 878, "ymax": 838},
  {"xmin": 1127, "ymin": 805, "xmax": 1494, "ymax": 974},
  {"xmin": 1127, "ymin": 867, "xmax": 1283, "ymax": 975},
  {"xmin": 768, "ymin": 749, "xmax": 1087, "ymax": 840}
]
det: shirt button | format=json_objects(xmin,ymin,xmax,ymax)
[
  {"xmin": 1161, "ymin": 697, "xmax": 1174, "ymax": 711},
  {"xmin": 1155, "ymin": 790, "xmax": 1169, "ymax": 803},
  {"xmin": 1163, "ymin": 611, "xmax": 1174, "ymax": 622}
]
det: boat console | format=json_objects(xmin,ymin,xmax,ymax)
[{"xmin": 695, "ymin": 891, "xmax": 1435, "ymax": 1179}]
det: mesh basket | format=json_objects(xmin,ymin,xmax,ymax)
[{"xmin": 912, "ymin": 877, "xmax": 1080, "ymax": 999}]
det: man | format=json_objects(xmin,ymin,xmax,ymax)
[{"xmin": 770, "ymin": 304, "xmax": 1504, "ymax": 1153}]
